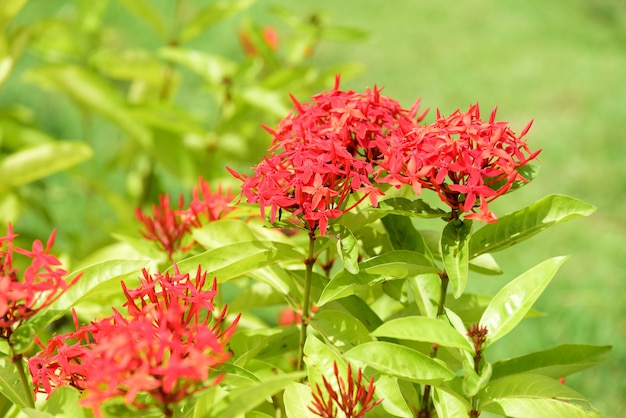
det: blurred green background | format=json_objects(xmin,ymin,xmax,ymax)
[{"xmin": 1, "ymin": 0, "xmax": 624, "ymax": 416}]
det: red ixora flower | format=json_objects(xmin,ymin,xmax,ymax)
[
  {"xmin": 135, "ymin": 177, "xmax": 234, "ymax": 260},
  {"xmin": 378, "ymin": 103, "xmax": 540, "ymax": 222},
  {"xmin": 28, "ymin": 265, "xmax": 240, "ymax": 418},
  {"xmin": 309, "ymin": 361, "xmax": 382, "ymax": 418},
  {"xmin": 229, "ymin": 76, "xmax": 426, "ymax": 235},
  {"xmin": 0, "ymin": 224, "xmax": 80, "ymax": 339}
]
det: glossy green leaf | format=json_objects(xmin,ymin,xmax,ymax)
[
  {"xmin": 159, "ymin": 47, "xmax": 236, "ymax": 84},
  {"xmin": 407, "ymin": 273, "xmax": 440, "ymax": 318},
  {"xmin": 344, "ymin": 342, "xmax": 456, "ymax": 385},
  {"xmin": 304, "ymin": 335, "xmax": 346, "ymax": 390},
  {"xmin": 116, "ymin": 0, "xmax": 168, "ymax": 39},
  {"xmin": 372, "ymin": 316, "xmax": 473, "ymax": 351},
  {"xmin": 10, "ymin": 259, "xmax": 147, "ymax": 353},
  {"xmin": 22, "ymin": 409, "xmax": 54, "ymax": 418},
  {"xmin": 482, "ymin": 397, "xmax": 601, "ymax": 418},
  {"xmin": 373, "ymin": 375, "xmax": 413, "ymax": 418},
  {"xmin": 210, "ymin": 372, "xmax": 305, "ymax": 418},
  {"xmin": 468, "ymin": 253, "xmax": 502, "ymax": 275},
  {"xmin": 331, "ymin": 295, "xmax": 383, "ymax": 331},
  {"xmin": 470, "ymin": 195, "xmax": 596, "ymax": 258},
  {"xmin": 433, "ymin": 387, "xmax": 470, "ymax": 418},
  {"xmin": 479, "ymin": 257, "xmax": 567, "ymax": 348},
  {"xmin": 41, "ymin": 386, "xmax": 85, "ymax": 418},
  {"xmin": 330, "ymin": 224, "xmax": 359, "ymax": 274},
  {"xmin": 0, "ymin": 141, "xmax": 93, "ymax": 192},
  {"xmin": 179, "ymin": 0, "xmax": 256, "ymax": 44},
  {"xmin": 25, "ymin": 66, "xmax": 152, "ymax": 148},
  {"xmin": 174, "ymin": 240, "xmax": 303, "ymax": 282},
  {"xmin": 374, "ymin": 197, "xmax": 447, "ymax": 218},
  {"xmin": 491, "ymin": 344, "xmax": 611, "ymax": 380},
  {"xmin": 463, "ymin": 361, "xmax": 492, "ymax": 398},
  {"xmin": 310, "ymin": 310, "xmax": 372, "ymax": 351},
  {"xmin": 283, "ymin": 383, "xmax": 318, "ymax": 418},
  {"xmin": 0, "ymin": 357, "xmax": 31, "ymax": 409},
  {"xmin": 441, "ymin": 219, "xmax": 472, "ymax": 298},
  {"xmin": 382, "ymin": 214, "xmax": 432, "ymax": 260},
  {"xmin": 481, "ymin": 373, "xmax": 584, "ymax": 402},
  {"xmin": 318, "ymin": 251, "xmax": 438, "ymax": 305},
  {"xmin": 192, "ymin": 219, "xmax": 257, "ymax": 249}
]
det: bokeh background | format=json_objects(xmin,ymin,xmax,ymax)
[{"xmin": 1, "ymin": 0, "xmax": 624, "ymax": 416}]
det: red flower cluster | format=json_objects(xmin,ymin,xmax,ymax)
[
  {"xmin": 136, "ymin": 177, "xmax": 234, "ymax": 260},
  {"xmin": 309, "ymin": 361, "xmax": 382, "ymax": 418},
  {"xmin": 1, "ymin": 224, "xmax": 79, "ymax": 339},
  {"xmin": 379, "ymin": 104, "xmax": 539, "ymax": 222},
  {"xmin": 230, "ymin": 77, "xmax": 425, "ymax": 235},
  {"xmin": 28, "ymin": 265, "xmax": 239, "ymax": 417}
]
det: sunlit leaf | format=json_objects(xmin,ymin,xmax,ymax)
[
  {"xmin": 25, "ymin": 66, "xmax": 152, "ymax": 148},
  {"xmin": 470, "ymin": 195, "xmax": 596, "ymax": 257},
  {"xmin": 491, "ymin": 344, "xmax": 611, "ymax": 380},
  {"xmin": 179, "ymin": 0, "xmax": 256, "ymax": 44},
  {"xmin": 441, "ymin": 219, "xmax": 472, "ymax": 298},
  {"xmin": 479, "ymin": 257, "xmax": 568, "ymax": 348},
  {"xmin": 116, "ymin": 0, "xmax": 168, "ymax": 39},
  {"xmin": 373, "ymin": 375, "xmax": 414, "ymax": 418},
  {"xmin": 159, "ymin": 47, "xmax": 236, "ymax": 84},
  {"xmin": 0, "ymin": 141, "xmax": 93, "ymax": 192},
  {"xmin": 344, "ymin": 342, "xmax": 456, "ymax": 385},
  {"xmin": 310, "ymin": 310, "xmax": 372, "ymax": 351},
  {"xmin": 41, "ymin": 386, "xmax": 85, "ymax": 417},
  {"xmin": 0, "ymin": 357, "xmax": 31, "ymax": 409},
  {"xmin": 372, "ymin": 316, "xmax": 473, "ymax": 351},
  {"xmin": 406, "ymin": 273, "xmax": 440, "ymax": 318},
  {"xmin": 482, "ymin": 397, "xmax": 601, "ymax": 418},
  {"xmin": 433, "ymin": 387, "xmax": 471, "ymax": 418},
  {"xmin": 330, "ymin": 224, "xmax": 359, "ymax": 274},
  {"xmin": 283, "ymin": 383, "xmax": 318, "ymax": 418},
  {"xmin": 10, "ymin": 260, "xmax": 147, "ymax": 353},
  {"xmin": 318, "ymin": 251, "xmax": 438, "ymax": 305},
  {"xmin": 173, "ymin": 240, "xmax": 303, "ymax": 282},
  {"xmin": 382, "ymin": 214, "xmax": 433, "ymax": 260}
]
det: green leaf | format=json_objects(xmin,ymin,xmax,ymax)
[
  {"xmin": 41, "ymin": 386, "xmax": 85, "ymax": 418},
  {"xmin": 482, "ymin": 397, "xmax": 601, "ymax": 418},
  {"xmin": 318, "ymin": 251, "xmax": 438, "ymax": 305},
  {"xmin": 192, "ymin": 219, "xmax": 257, "ymax": 249},
  {"xmin": 210, "ymin": 372, "xmax": 305, "ymax": 418},
  {"xmin": 304, "ymin": 335, "xmax": 346, "ymax": 390},
  {"xmin": 0, "ymin": 0, "xmax": 27, "ymax": 31},
  {"xmin": 491, "ymin": 344, "xmax": 611, "ymax": 380},
  {"xmin": 479, "ymin": 257, "xmax": 568, "ymax": 348},
  {"xmin": 382, "ymin": 214, "xmax": 433, "ymax": 259},
  {"xmin": 310, "ymin": 310, "xmax": 372, "ymax": 351},
  {"xmin": 173, "ymin": 240, "xmax": 303, "ymax": 282},
  {"xmin": 283, "ymin": 383, "xmax": 318, "ymax": 418},
  {"xmin": 463, "ymin": 361, "xmax": 492, "ymax": 398},
  {"xmin": 116, "ymin": 0, "xmax": 168, "ymax": 39},
  {"xmin": 407, "ymin": 273, "xmax": 440, "ymax": 318},
  {"xmin": 25, "ymin": 66, "xmax": 152, "ymax": 148},
  {"xmin": 468, "ymin": 253, "xmax": 502, "ymax": 275},
  {"xmin": 0, "ymin": 357, "xmax": 31, "ymax": 409},
  {"xmin": 159, "ymin": 47, "xmax": 236, "ymax": 84},
  {"xmin": 330, "ymin": 224, "xmax": 359, "ymax": 274},
  {"xmin": 470, "ymin": 195, "xmax": 596, "ymax": 258},
  {"xmin": 441, "ymin": 219, "xmax": 472, "ymax": 298},
  {"xmin": 433, "ymin": 387, "xmax": 471, "ymax": 418},
  {"xmin": 372, "ymin": 317, "xmax": 473, "ymax": 351},
  {"xmin": 0, "ymin": 141, "xmax": 93, "ymax": 192},
  {"xmin": 373, "ymin": 197, "xmax": 447, "ymax": 218},
  {"xmin": 179, "ymin": 0, "xmax": 256, "ymax": 44},
  {"xmin": 373, "ymin": 375, "xmax": 414, "ymax": 418},
  {"xmin": 344, "ymin": 342, "xmax": 456, "ymax": 385},
  {"xmin": 10, "ymin": 259, "xmax": 147, "ymax": 353},
  {"xmin": 481, "ymin": 373, "xmax": 584, "ymax": 402}
]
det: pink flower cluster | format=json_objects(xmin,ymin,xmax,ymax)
[
  {"xmin": 379, "ymin": 104, "xmax": 539, "ymax": 222},
  {"xmin": 230, "ymin": 76, "xmax": 425, "ymax": 235},
  {"xmin": 231, "ymin": 80, "xmax": 539, "ymax": 231},
  {"xmin": 29, "ymin": 265, "xmax": 239, "ymax": 417},
  {"xmin": 1, "ymin": 224, "xmax": 79, "ymax": 339},
  {"xmin": 136, "ymin": 177, "xmax": 234, "ymax": 260}
]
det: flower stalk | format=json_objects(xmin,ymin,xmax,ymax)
[{"xmin": 297, "ymin": 229, "xmax": 317, "ymax": 372}]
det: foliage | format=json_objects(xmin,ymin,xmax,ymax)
[{"xmin": 0, "ymin": 0, "xmax": 610, "ymax": 417}]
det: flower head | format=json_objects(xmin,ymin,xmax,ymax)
[
  {"xmin": 309, "ymin": 361, "xmax": 382, "ymax": 418},
  {"xmin": 379, "ymin": 104, "xmax": 539, "ymax": 222},
  {"xmin": 28, "ymin": 265, "xmax": 239, "ymax": 418},
  {"xmin": 230, "ymin": 77, "xmax": 424, "ymax": 235},
  {"xmin": 0, "ymin": 224, "xmax": 79, "ymax": 339}
]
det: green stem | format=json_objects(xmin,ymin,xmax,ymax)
[
  {"xmin": 296, "ymin": 230, "xmax": 316, "ymax": 372},
  {"xmin": 419, "ymin": 272, "xmax": 449, "ymax": 416},
  {"xmin": 11, "ymin": 351, "xmax": 35, "ymax": 409}
]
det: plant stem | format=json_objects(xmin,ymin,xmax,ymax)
[
  {"xmin": 11, "ymin": 351, "xmax": 35, "ymax": 409},
  {"xmin": 297, "ymin": 230, "xmax": 317, "ymax": 372},
  {"xmin": 419, "ymin": 272, "xmax": 449, "ymax": 417}
]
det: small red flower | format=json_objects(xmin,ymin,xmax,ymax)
[
  {"xmin": 378, "ymin": 104, "xmax": 539, "ymax": 222},
  {"xmin": 136, "ymin": 177, "xmax": 234, "ymax": 260},
  {"xmin": 229, "ymin": 77, "xmax": 424, "ymax": 235},
  {"xmin": 0, "ymin": 224, "xmax": 80, "ymax": 339},
  {"xmin": 28, "ymin": 265, "xmax": 239, "ymax": 418},
  {"xmin": 309, "ymin": 361, "xmax": 382, "ymax": 418}
]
